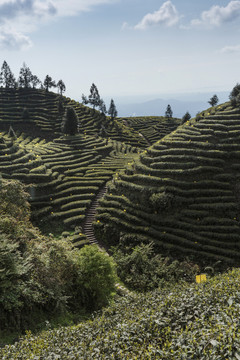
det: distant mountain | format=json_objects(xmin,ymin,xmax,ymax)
[{"xmin": 115, "ymin": 92, "xmax": 229, "ymax": 118}]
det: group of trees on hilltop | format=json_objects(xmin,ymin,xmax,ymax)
[
  {"xmin": 82, "ymin": 83, "xmax": 118, "ymax": 120},
  {"xmin": 0, "ymin": 61, "xmax": 66, "ymax": 95},
  {"xmin": 61, "ymin": 83, "xmax": 118, "ymax": 136}
]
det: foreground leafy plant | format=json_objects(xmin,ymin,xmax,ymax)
[
  {"xmin": 111, "ymin": 241, "xmax": 199, "ymax": 291},
  {"xmin": 0, "ymin": 178, "xmax": 117, "ymax": 333},
  {"xmin": 1, "ymin": 268, "xmax": 240, "ymax": 359}
]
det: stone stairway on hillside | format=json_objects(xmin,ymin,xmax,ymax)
[{"xmin": 83, "ymin": 184, "xmax": 107, "ymax": 245}]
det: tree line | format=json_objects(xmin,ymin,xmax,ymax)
[
  {"xmin": 0, "ymin": 61, "xmax": 118, "ymax": 121},
  {"xmin": 62, "ymin": 84, "xmax": 118, "ymax": 136},
  {"xmin": 0, "ymin": 61, "xmax": 66, "ymax": 95},
  {"xmin": 82, "ymin": 83, "xmax": 117, "ymax": 120}
]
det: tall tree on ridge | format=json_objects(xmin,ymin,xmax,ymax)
[
  {"xmin": 99, "ymin": 98, "xmax": 107, "ymax": 115},
  {"xmin": 108, "ymin": 99, "xmax": 117, "ymax": 120},
  {"xmin": 182, "ymin": 111, "xmax": 191, "ymax": 124},
  {"xmin": 81, "ymin": 94, "xmax": 88, "ymax": 105},
  {"xmin": 0, "ymin": 61, "xmax": 16, "ymax": 88},
  {"xmin": 88, "ymin": 83, "xmax": 101, "ymax": 109},
  {"xmin": 165, "ymin": 104, "xmax": 173, "ymax": 118},
  {"xmin": 43, "ymin": 75, "xmax": 56, "ymax": 92},
  {"xmin": 18, "ymin": 63, "xmax": 33, "ymax": 88},
  {"xmin": 31, "ymin": 75, "xmax": 41, "ymax": 89},
  {"xmin": 208, "ymin": 94, "xmax": 219, "ymax": 107},
  {"xmin": 57, "ymin": 80, "xmax": 66, "ymax": 96}
]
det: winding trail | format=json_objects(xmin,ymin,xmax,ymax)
[{"xmin": 82, "ymin": 184, "xmax": 107, "ymax": 246}]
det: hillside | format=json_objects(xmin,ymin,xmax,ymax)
[
  {"xmin": 1, "ymin": 268, "xmax": 240, "ymax": 359},
  {"xmin": 95, "ymin": 101, "xmax": 240, "ymax": 267},
  {"xmin": 0, "ymin": 88, "xmax": 180, "ymax": 246},
  {"xmin": 0, "ymin": 88, "xmax": 180, "ymax": 147}
]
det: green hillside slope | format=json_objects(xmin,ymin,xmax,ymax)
[
  {"xmin": 0, "ymin": 130, "xmax": 139, "ymax": 244},
  {"xmin": 1, "ymin": 268, "xmax": 240, "ymax": 359},
  {"xmin": 0, "ymin": 88, "xmax": 180, "ymax": 147},
  {"xmin": 95, "ymin": 101, "xmax": 240, "ymax": 267},
  {"xmin": 121, "ymin": 115, "xmax": 181, "ymax": 145},
  {"xmin": 0, "ymin": 88, "xmax": 181, "ymax": 245}
]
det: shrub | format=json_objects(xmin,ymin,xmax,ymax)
[
  {"xmin": 0, "ymin": 179, "xmax": 117, "ymax": 331},
  {"xmin": 149, "ymin": 191, "xmax": 174, "ymax": 212},
  {"xmin": 229, "ymin": 83, "xmax": 240, "ymax": 107},
  {"xmin": 61, "ymin": 107, "xmax": 78, "ymax": 135},
  {"xmin": 111, "ymin": 242, "xmax": 199, "ymax": 291},
  {"xmin": 0, "ymin": 234, "xmax": 32, "ymax": 314},
  {"xmin": 69, "ymin": 245, "xmax": 117, "ymax": 310}
]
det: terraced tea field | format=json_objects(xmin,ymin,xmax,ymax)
[
  {"xmin": 0, "ymin": 88, "xmax": 183, "ymax": 246},
  {"xmin": 0, "ymin": 130, "xmax": 140, "ymax": 246},
  {"xmin": 0, "ymin": 88, "xmax": 178, "ymax": 147},
  {"xmin": 95, "ymin": 102, "xmax": 240, "ymax": 267},
  {"xmin": 121, "ymin": 116, "xmax": 181, "ymax": 145}
]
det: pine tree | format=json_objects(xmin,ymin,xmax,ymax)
[
  {"xmin": 99, "ymin": 99, "xmax": 107, "ymax": 115},
  {"xmin": 43, "ymin": 75, "xmax": 56, "ymax": 92},
  {"xmin": 18, "ymin": 63, "xmax": 33, "ymax": 88},
  {"xmin": 82, "ymin": 94, "xmax": 89, "ymax": 105},
  {"xmin": 0, "ymin": 61, "xmax": 16, "ymax": 88},
  {"xmin": 31, "ymin": 75, "xmax": 41, "ymax": 89},
  {"xmin": 208, "ymin": 94, "xmax": 219, "ymax": 107},
  {"xmin": 108, "ymin": 99, "xmax": 118, "ymax": 120},
  {"xmin": 57, "ymin": 80, "xmax": 66, "ymax": 96},
  {"xmin": 182, "ymin": 111, "xmax": 191, "ymax": 124},
  {"xmin": 165, "ymin": 104, "xmax": 173, "ymax": 118},
  {"xmin": 88, "ymin": 83, "xmax": 101, "ymax": 109},
  {"xmin": 61, "ymin": 107, "xmax": 78, "ymax": 135}
]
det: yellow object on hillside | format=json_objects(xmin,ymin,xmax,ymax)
[{"xmin": 196, "ymin": 274, "xmax": 207, "ymax": 283}]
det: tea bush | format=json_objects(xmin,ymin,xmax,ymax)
[
  {"xmin": 2, "ymin": 268, "xmax": 240, "ymax": 359},
  {"xmin": 111, "ymin": 241, "xmax": 199, "ymax": 291}
]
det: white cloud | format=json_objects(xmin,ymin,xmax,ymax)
[
  {"xmin": 220, "ymin": 44, "xmax": 240, "ymax": 53},
  {"xmin": 134, "ymin": 1, "xmax": 180, "ymax": 30},
  {"xmin": 0, "ymin": 0, "xmax": 57, "ymax": 23},
  {"xmin": 121, "ymin": 22, "xmax": 131, "ymax": 31},
  {"xmin": 0, "ymin": 0, "xmax": 117, "ymax": 50},
  {"xmin": 191, "ymin": 1, "xmax": 240, "ymax": 27},
  {"xmin": 52, "ymin": 0, "xmax": 116, "ymax": 17},
  {"xmin": 0, "ymin": 27, "xmax": 32, "ymax": 50}
]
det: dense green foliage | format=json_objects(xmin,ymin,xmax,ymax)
[
  {"xmin": 111, "ymin": 242, "xmax": 199, "ymax": 291},
  {"xmin": 0, "ymin": 178, "xmax": 117, "ymax": 331},
  {"xmin": 1, "ymin": 268, "xmax": 240, "ymax": 359}
]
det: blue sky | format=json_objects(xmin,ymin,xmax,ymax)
[{"xmin": 0, "ymin": 0, "xmax": 240, "ymax": 103}]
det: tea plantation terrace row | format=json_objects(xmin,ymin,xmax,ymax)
[
  {"xmin": 94, "ymin": 102, "xmax": 240, "ymax": 267},
  {"xmin": 0, "ymin": 131, "xmax": 139, "ymax": 246}
]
